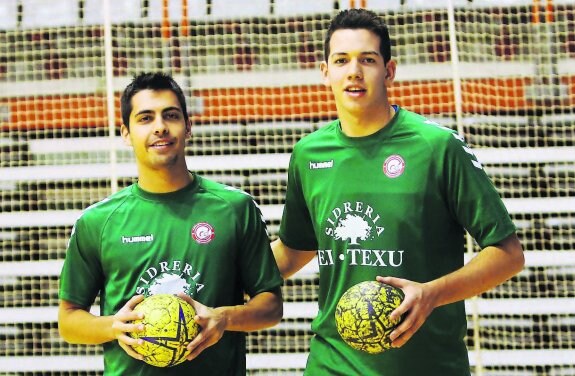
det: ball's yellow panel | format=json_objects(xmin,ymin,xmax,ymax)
[
  {"xmin": 129, "ymin": 294, "xmax": 200, "ymax": 367},
  {"xmin": 335, "ymin": 281, "xmax": 404, "ymax": 354}
]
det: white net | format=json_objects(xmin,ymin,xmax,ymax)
[{"xmin": 0, "ymin": 0, "xmax": 574, "ymax": 375}]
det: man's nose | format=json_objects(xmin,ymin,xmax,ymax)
[
  {"xmin": 153, "ymin": 118, "xmax": 169, "ymax": 134},
  {"xmin": 347, "ymin": 60, "xmax": 363, "ymax": 80}
]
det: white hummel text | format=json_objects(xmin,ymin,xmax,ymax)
[
  {"xmin": 309, "ymin": 160, "xmax": 334, "ymax": 169},
  {"xmin": 122, "ymin": 234, "xmax": 154, "ymax": 244}
]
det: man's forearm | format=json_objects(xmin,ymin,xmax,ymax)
[
  {"xmin": 425, "ymin": 234, "xmax": 524, "ymax": 308},
  {"xmin": 58, "ymin": 303, "xmax": 115, "ymax": 345},
  {"xmin": 214, "ymin": 289, "xmax": 283, "ymax": 332},
  {"xmin": 271, "ymin": 238, "xmax": 316, "ymax": 279}
]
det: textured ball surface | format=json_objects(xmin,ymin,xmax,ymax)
[
  {"xmin": 335, "ymin": 281, "xmax": 404, "ymax": 354},
  {"xmin": 129, "ymin": 294, "xmax": 199, "ymax": 367}
]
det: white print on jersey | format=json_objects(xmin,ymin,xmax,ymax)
[
  {"xmin": 453, "ymin": 134, "xmax": 483, "ymax": 170},
  {"xmin": 136, "ymin": 259, "xmax": 205, "ymax": 296},
  {"xmin": 192, "ymin": 222, "xmax": 215, "ymax": 244},
  {"xmin": 323, "ymin": 201, "xmax": 404, "ymax": 267},
  {"xmin": 325, "ymin": 201, "xmax": 385, "ymax": 244},
  {"xmin": 383, "ymin": 155, "xmax": 405, "ymax": 178},
  {"xmin": 309, "ymin": 160, "xmax": 334, "ymax": 169},
  {"xmin": 427, "ymin": 119, "xmax": 484, "ymax": 171},
  {"xmin": 121, "ymin": 233, "xmax": 154, "ymax": 244},
  {"xmin": 462, "ymin": 145, "xmax": 483, "ymax": 169},
  {"xmin": 226, "ymin": 186, "xmax": 269, "ymax": 235},
  {"xmin": 424, "ymin": 118, "xmax": 451, "ymax": 131},
  {"xmin": 318, "ymin": 249, "xmax": 404, "ymax": 267}
]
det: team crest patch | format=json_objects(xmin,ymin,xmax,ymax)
[
  {"xmin": 383, "ymin": 155, "xmax": 405, "ymax": 178},
  {"xmin": 191, "ymin": 223, "xmax": 215, "ymax": 244}
]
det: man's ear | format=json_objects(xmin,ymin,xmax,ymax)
[
  {"xmin": 185, "ymin": 120, "xmax": 192, "ymax": 137},
  {"xmin": 320, "ymin": 61, "xmax": 330, "ymax": 88},
  {"xmin": 120, "ymin": 124, "xmax": 132, "ymax": 146},
  {"xmin": 384, "ymin": 60, "xmax": 397, "ymax": 86}
]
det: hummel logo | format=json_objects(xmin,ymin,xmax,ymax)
[
  {"xmin": 309, "ymin": 160, "xmax": 334, "ymax": 170},
  {"xmin": 122, "ymin": 234, "xmax": 154, "ymax": 244}
]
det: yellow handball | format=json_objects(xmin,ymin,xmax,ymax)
[
  {"xmin": 129, "ymin": 294, "xmax": 200, "ymax": 367},
  {"xmin": 335, "ymin": 281, "xmax": 404, "ymax": 354}
]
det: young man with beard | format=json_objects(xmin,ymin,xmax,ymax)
[{"xmin": 58, "ymin": 72, "xmax": 283, "ymax": 375}]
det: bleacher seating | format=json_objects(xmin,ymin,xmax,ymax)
[
  {"xmin": 4, "ymin": 1, "xmax": 574, "ymax": 82},
  {"xmin": 1, "ymin": 1, "xmax": 575, "ymax": 375},
  {"xmin": 1, "ymin": 120, "xmax": 574, "ymax": 374}
]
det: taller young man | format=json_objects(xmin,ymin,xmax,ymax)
[
  {"xmin": 272, "ymin": 8, "xmax": 524, "ymax": 375},
  {"xmin": 58, "ymin": 72, "xmax": 283, "ymax": 375}
]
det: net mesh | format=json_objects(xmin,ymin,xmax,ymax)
[{"xmin": 1, "ymin": 0, "xmax": 574, "ymax": 375}]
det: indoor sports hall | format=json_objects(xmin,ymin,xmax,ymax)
[{"xmin": 0, "ymin": 0, "xmax": 574, "ymax": 374}]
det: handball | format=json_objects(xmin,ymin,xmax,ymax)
[
  {"xmin": 335, "ymin": 281, "xmax": 404, "ymax": 354},
  {"xmin": 129, "ymin": 294, "xmax": 200, "ymax": 367}
]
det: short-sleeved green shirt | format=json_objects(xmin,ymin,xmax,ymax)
[
  {"xmin": 59, "ymin": 174, "xmax": 283, "ymax": 375},
  {"xmin": 279, "ymin": 107, "xmax": 516, "ymax": 376}
]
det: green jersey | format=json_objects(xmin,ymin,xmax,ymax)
[
  {"xmin": 59, "ymin": 174, "xmax": 283, "ymax": 375},
  {"xmin": 279, "ymin": 107, "xmax": 516, "ymax": 376}
]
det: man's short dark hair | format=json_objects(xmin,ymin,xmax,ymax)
[
  {"xmin": 324, "ymin": 8, "xmax": 392, "ymax": 64},
  {"xmin": 120, "ymin": 72, "xmax": 189, "ymax": 129}
]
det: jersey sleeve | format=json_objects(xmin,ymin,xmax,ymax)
[
  {"xmin": 278, "ymin": 148, "xmax": 319, "ymax": 250},
  {"xmin": 236, "ymin": 194, "xmax": 283, "ymax": 297},
  {"xmin": 58, "ymin": 213, "xmax": 104, "ymax": 307},
  {"xmin": 442, "ymin": 132, "xmax": 517, "ymax": 248}
]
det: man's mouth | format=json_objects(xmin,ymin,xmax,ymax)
[
  {"xmin": 345, "ymin": 86, "xmax": 366, "ymax": 93},
  {"xmin": 150, "ymin": 140, "xmax": 174, "ymax": 148}
]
